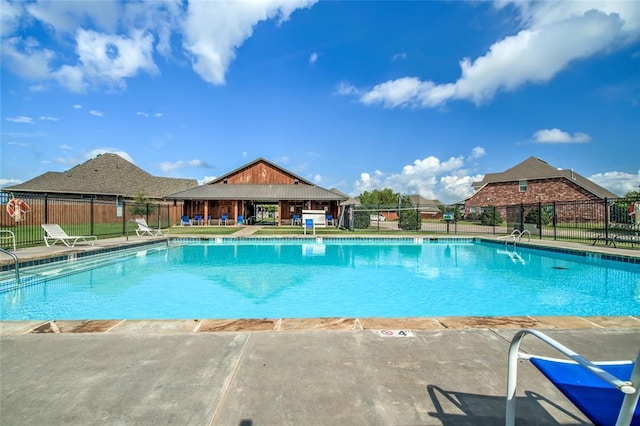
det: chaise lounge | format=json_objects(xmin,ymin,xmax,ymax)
[
  {"xmin": 506, "ymin": 329, "xmax": 639, "ymax": 426},
  {"xmin": 134, "ymin": 218, "xmax": 164, "ymax": 236},
  {"xmin": 42, "ymin": 224, "xmax": 97, "ymax": 247}
]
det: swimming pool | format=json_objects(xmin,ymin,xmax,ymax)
[{"xmin": 2, "ymin": 239, "xmax": 639, "ymax": 320}]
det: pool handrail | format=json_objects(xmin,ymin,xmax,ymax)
[{"xmin": 0, "ymin": 247, "xmax": 20, "ymax": 282}]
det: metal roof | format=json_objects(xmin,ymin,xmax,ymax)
[{"xmin": 166, "ymin": 184, "xmax": 348, "ymax": 201}]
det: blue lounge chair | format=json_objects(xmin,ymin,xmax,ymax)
[
  {"xmin": 326, "ymin": 214, "xmax": 334, "ymax": 226},
  {"xmin": 236, "ymin": 215, "xmax": 243, "ymax": 226},
  {"xmin": 506, "ymin": 329, "xmax": 640, "ymax": 426},
  {"xmin": 303, "ymin": 218, "xmax": 315, "ymax": 235},
  {"xmin": 193, "ymin": 214, "xmax": 203, "ymax": 225},
  {"xmin": 181, "ymin": 215, "xmax": 192, "ymax": 226},
  {"xmin": 219, "ymin": 214, "xmax": 228, "ymax": 226},
  {"xmin": 292, "ymin": 214, "xmax": 301, "ymax": 226}
]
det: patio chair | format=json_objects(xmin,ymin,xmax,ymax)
[
  {"xmin": 292, "ymin": 214, "xmax": 301, "ymax": 226},
  {"xmin": 134, "ymin": 218, "xmax": 164, "ymax": 236},
  {"xmin": 326, "ymin": 214, "xmax": 334, "ymax": 226},
  {"xmin": 236, "ymin": 215, "xmax": 244, "ymax": 226},
  {"xmin": 181, "ymin": 215, "xmax": 192, "ymax": 226},
  {"xmin": 193, "ymin": 214, "xmax": 203, "ymax": 225},
  {"xmin": 219, "ymin": 214, "xmax": 228, "ymax": 226},
  {"xmin": 303, "ymin": 218, "xmax": 315, "ymax": 235},
  {"xmin": 42, "ymin": 224, "xmax": 97, "ymax": 247},
  {"xmin": 506, "ymin": 329, "xmax": 640, "ymax": 426}
]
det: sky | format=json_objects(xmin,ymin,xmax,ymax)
[{"xmin": 1, "ymin": 0, "xmax": 639, "ymax": 204}]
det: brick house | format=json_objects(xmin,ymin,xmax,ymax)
[{"xmin": 464, "ymin": 157, "xmax": 619, "ymax": 223}]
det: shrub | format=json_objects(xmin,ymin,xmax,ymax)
[
  {"xmin": 398, "ymin": 195, "xmax": 421, "ymax": 231},
  {"xmin": 480, "ymin": 205, "xmax": 502, "ymax": 226},
  {"xmin": 129, "ymin": 191, "xmax": 155, "ymax": 217},
  {"xmin": 353, "ymin": 210, "xmax": 370, "ymax": 229},
  {"xmin": 525, "ymin": 207, "xmax": 552, "ymax": 226}
]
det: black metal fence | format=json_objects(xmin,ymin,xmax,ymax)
[
  {"xmin": 1, "ymin": 193, "xmax": 172, "ymax": 249},
  {"xmin": 2, "ymin": 193, "xmax": 638, "ymax": 249},
  {"xmin": 343, "ymin": 197, "xmax": 640, "ymax": 248}
]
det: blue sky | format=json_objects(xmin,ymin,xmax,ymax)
[{"xmin": 2, "ymin": 0, "xmax": 639, "ymax": 203}]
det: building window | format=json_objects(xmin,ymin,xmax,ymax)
[{"xmin": 519, "ymin": 180, "xmax": 528, "ymax": 192}]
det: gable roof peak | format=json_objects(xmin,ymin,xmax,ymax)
[{"xmin": 210, "ymin": 157, "xmax": 314, "ymax": 186}]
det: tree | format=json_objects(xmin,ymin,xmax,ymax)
[
  {"xmin": 480, "ymin": 205, "xmax": 502, "ymax": 226},
  {"xmin": 129, "ymin": 191, "xmax": 154, "ymax": 217},
  {"xmin": 398, "ymin": 194, "xmax": 421, "ymax": 231},
  {"xmin": 611, "ymin": 190, "xmax": 640, "ymax": 224},
  {"xmin": 525, "ymin": 206, "xmax": 553, "ymax": 226},
  {"xmin": 358, "ymin": 188, "xmax": 398, "ymax": 207}
]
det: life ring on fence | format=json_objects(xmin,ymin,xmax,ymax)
[{"xmin": 6, "ymin": 198, "xmax": 30, "ymax": 221}]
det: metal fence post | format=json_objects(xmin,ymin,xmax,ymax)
[
  {"xmin": 44, "ymin": 193, "xmax": 48, "ymax": 224},
  {"xmin": 537, "ymin": 202, "xmax": 542, "ymax": 239},
  {"xmin": 552, "ymin": 201, "xmax": 557, "ymax": 240},
  {"xmin": 604, "ymin": 197, "xmax": 609, "ymax": 242},
  {"xmin": 90, "ymin": 197, "xmax": 95, "ymax": 236}
]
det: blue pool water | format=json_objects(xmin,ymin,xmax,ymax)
[{"xmin": 1, "ymin": 239, "xmax": 639, "ymax": 320}]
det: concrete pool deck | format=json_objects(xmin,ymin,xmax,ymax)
[{"xmin": 1, "ymin": 233, "xmax": 639, "ymax": 424}]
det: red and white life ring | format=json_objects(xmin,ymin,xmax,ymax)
[{"xmin": 6, "ymin": 198, "xmax": 30, "ymax": 221}]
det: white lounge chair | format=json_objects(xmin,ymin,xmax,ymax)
[
  {"xmin": 41, "ymin": 224, "xmax": 97, "ymax": 247},
  {"xmin": 134, "ymin": 218, "xmax": 164, "ymax": 236}
]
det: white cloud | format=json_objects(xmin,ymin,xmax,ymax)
[
  {"xmin": 590, "ymin": 170, "xmax": 640, "ymax": 197},
  {"xmin": 349, "ymin": 2, "xmax": 640, "ymax": 108},
  {"xmin": 468, "ymin": 146, "xmax": 486, "ymax": 160},
  {"xmin": 137, "ymin": 111, "xmax": 163, "ymax": 118},
  {"xmin": 4, "ymin": 0, "xmax": 317, "ymax": 91},
  {"xmin": 0, "ymin": 178, "xmax": 22, "ymax": 187},
  {"xmin": 1, "ymin": 37, "xmax": 54, "ymax": 80},
  {"xmin": 24, "ymin": 0, "xmax": 119, "ymax": 35},
  {"xmin": 89, "ymin": 110, "xmax": 103, "ymax": 117},
  {"xmin": 532, "ymin": 128, "xmax": 591, "ymax": 143},
  {"xmin": 158, "ymin": 159, "xmax": 212, "ymax": 173},
  {"xmin": 73, "ymin": 104, "xmax": 82, "ymax": 109},
  {"xmin": 39, "ymin": 116, "xmax": 59, "ymax": 121},
  {"xmin": 392, "ymin": 52, "xmax": 407, "ymax": 61},
  {"xmin": 182, "ymin": 0, "xmax": 316, "ymax": 85},
  {"xmin": 6, "ymin": 116, "xmax": 34, "ymax": 124},
  {"xmin": 53, "ymin": 65, "xmax": 88, "ymax": 93},
  {"xmin": 353, "ymin": 148, "xmax": 483, "ymax": 203},
  {"xmin": 335, "ymin": 81, "xmax": 360, "ymax": 96},
  {"xmin": 313, "ymin": 174, "xmax": 322, "ymax": 183},
  {"xmin": 73, "ymin": 29, "xmax": 158, "ymax": 90},
  {"xmin": 0, "ymin": 0, "xmax": 22, "ymax": 37},
  {"xmin": 309, "ymin": 52, "xmax": 318, "ymax": 64}
]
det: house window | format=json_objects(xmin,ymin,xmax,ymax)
[{"xmin": 519, "ymin": 180, "xmax": 528, "ymax": 192}]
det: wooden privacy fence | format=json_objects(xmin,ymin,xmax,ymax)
[{"xmin": 1, "ymin": 193, "xmax": 172, "ymax": 248}]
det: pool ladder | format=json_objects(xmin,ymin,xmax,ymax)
[
  {"xmin": 0, "ymin": 247, "xmax": 20, "ymax": 282},
  {"xmin": 498, "ymin": 229, "xmax": 531, "ymax": 248}
]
